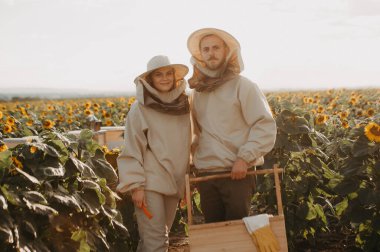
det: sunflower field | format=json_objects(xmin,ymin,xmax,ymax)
[{"xmin": 0, "ymin": 88, "xmax": 380, "ymax": 251}]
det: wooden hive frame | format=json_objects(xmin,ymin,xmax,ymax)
[{"xmin": 185, "ymin": 165, "xmax": 288, "ymax": 252}]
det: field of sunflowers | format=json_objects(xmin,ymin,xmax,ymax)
[{"xmin": 0, "ymin": 88, "xmax": 379, "ymax": 251}]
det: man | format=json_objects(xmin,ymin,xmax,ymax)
[{"xmin": 187, "ymin": 28, "xmax": 277, "ymax": 223}]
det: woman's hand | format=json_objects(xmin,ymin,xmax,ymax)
[{"xmin": 132, "ymin": 188, "xmax": 146, "ymax": 208}]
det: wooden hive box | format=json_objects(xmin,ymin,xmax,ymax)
[{"xmin": 185, "ymin": 165, "xmax": 288, "ymax": 252}]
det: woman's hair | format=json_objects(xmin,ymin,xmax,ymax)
[{"xmin": 145, "ymin": 67, "xmax": 178, "ymax": 90}]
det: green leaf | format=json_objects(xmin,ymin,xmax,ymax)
[
  {"xmin": 352, "ymin": 135, "xmax": 371, "ymax": 157},
  {"xmin": 0, "ymin": 195, "xmax": 8, "ymax": 210},
  {"xmin": 71, "ymin": 229, "xmax": 86, "ymax": 242},
  {"xmin": 335, "ymin": 197, "xmax": 348, "ymax": 216},
  {"xmin": 0, "ymin": 150, "xmax": 12, "ymax": 171},
  {"xmin": 15, "ymin": 167, "xmax": 41, "ymax": 186},
  {"xmin": 314, "ymin": 203, "xmax": 327, "ymax": 225},
  {"xmin": 22, "ymin": 191, "xmax": 48, "ymax": 204},
  {"xmin": 48, "ymin": 193, "xmax": 82, "ymax": 212},
  {"xmin": 86, "ymin": 152, "xmax": 118, "ymax": 185},
  {"xmin": 47, "ymin": 140, "xmax": 69, "ymax": 163},
  {"xmin": 1, "ymin": 185, "xmax": 23, "ymax": 206},
  {"xmin": 24, "ymin": 200, "xmax": 58, "ymax": 216},
  {"xmin": 306, "ymin": 202, "xmax": 317, "ymax": 220},
  {"xmin": 65, "ymin": 157, "xmax": 96, "ymax": 178}
]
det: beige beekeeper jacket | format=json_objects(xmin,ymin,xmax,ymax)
[
  {"xmin": 190, "ymin": 75, "xmax": 276, "ymax": 172},
  {"xmin": 117, "ymin": 80, "xmax": 191, "ymax": 198}
]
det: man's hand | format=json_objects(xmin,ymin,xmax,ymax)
[
  {"xmin": 231, "ymin": 158, "xmax": 249, "ymax": 180},
  {"xmin": 132, "ymin": 188, "xmax": 146, "ymax": 208}
]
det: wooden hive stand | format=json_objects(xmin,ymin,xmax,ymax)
[{"xmin": 185, "ymin": 165, "xmax": 288, "ymax": 252}]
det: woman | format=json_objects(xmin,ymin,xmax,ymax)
[{"xmin": 116, "ymin": 55, "xmax": 191, "ymax": 252}]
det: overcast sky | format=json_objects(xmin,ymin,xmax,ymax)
[{"xmin": 1, "ymin": 0, "xmax": 380, "ymax": 92}]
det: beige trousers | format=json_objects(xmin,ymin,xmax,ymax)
[{"xmin": 135, "ymin": 191, "xmax": 179, "ymax": 252}]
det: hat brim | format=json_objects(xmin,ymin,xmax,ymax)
[
  {"xmin": 187, "ymin": 28, "xmax": 241, "ymax": 61},
  {"xmin": 135, "ymin": 64, "xmax": 189, "ymax": 84}
]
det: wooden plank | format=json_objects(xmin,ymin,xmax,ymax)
[
  {"xmin": 189, "ymin": 216, "xmax": 288, "ymax": 252},
  {"xmin": 189, "ymin": 168, "xmax": 284, "ymax": 183}
]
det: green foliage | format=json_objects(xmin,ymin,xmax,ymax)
[{"xmin": 0, "ymin": 129, "xmax": 132, "ymax": 251}]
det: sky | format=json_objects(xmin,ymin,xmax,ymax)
[{"xmin": 0, "ymin": 0, "xmax": 380, "ymax": 93}]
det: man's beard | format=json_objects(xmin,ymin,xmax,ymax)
[{"xmin": 205, "ymin": 57, "xmax": 226, "ymax": 70}]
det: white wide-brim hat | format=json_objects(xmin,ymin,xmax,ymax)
[
  {"xmin": 187, "ymin": 28, "xmax": 241, "ymax": 61},
  {"xmin": 134, "ymin": 55, "xmax": 189, "ymax": 84}
]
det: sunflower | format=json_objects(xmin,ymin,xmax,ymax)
[
  {"xmin": 315, "ymin": 114, "xmax": 328, "ymax": 125},
  {"xmin": 341, "ymin": 120, "xmax": 349, "ymax": 129},
  {"xmin": 128, "ymin": 97, "xmax": 136, "ymax": 107},
  {"xmin": 67, "ymin": 118, "xmax": 73, "ymax": 124},
  {"xmin": 93, "ymin": 103, "xmax": 100, "ymax": 108},
  {"xmin": 317, "ymin": 106, "xmax": 324, "ymax": 113},
  {"xmin": 0, "ymin": 111, "xmax": 3, "ymax": 119},
  {"xmin": 30, "ymin": 146, "xmax": 38, "ymax": 154},
  {"xmin": 308, "ymin": 97, "xmax": 314, "ymax": 103},
  {"xmin": 19, "ymin": 107, "xmax": 28, "ymax": 116},
  {"xmin": 364, "ymin": 122, "xmax": 380, "ymax": 143},
  {"xmin": 57, "ymin": 115, "xmax": 65, "ymax": 122},
  {"xmin": 84, "ymin": 109, "xmax": 92, "ymax": 116},
  {"xmin": 103, "ymin": 111, "xmax": 111, "ymax": 118},
  {"xmin": 105, "ymin": 119, "xmax": 113, "ymax": 126},
  {"xmin": 303, "ymin": 97, "xmax": 308, "ymax": 104},
  {"xmin": 25, "ymin": 103, "xmax": 31, "ymax": 109},
  {"xmin": 366, "ymin": 108, "xmax": 375, "ymax": 117},
  {"xmin": 0, "ymin": 143, "xmax": 8, "ymax": 152},
  {"xmin": 356, "ymin": 110, "xmax": 363, "ymax": 117},
  {"xmin": 43, "ymin": 119, "xmax": 55, "ymax": 129},
  {"xmin": 26, "ymin": 119, "xmax": 34, "ymax": 127},
  {"xmin": 6, "ymin": 116, "xmax": 15, "ymax": 126},
  {"xmin": 349, "ymin": 97, "xmax": 358, "ymax": 105},
  {"xmin": 85, "ymin": 101, "xmax": 92, "ymax": 109},
  {"xmin": 47, "ymin": 105, "xmax": 55, "ymax": 111},
  {"xmin": 107, "ymin": 101, "xmax": 115, "ymax": 108},
  {"xmin": 339, "ymin": 111, "xmax": 349, "ymax": 120},
  {"xmin": 12, "ymin": 157, "xmax": 23, "ymax": 169},
  {"xmin": 3, "ymin": 124, "xmax": 12, "ymax": 133}
]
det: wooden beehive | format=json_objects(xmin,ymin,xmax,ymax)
[{"xmin": 185, "ymin": 165, "xmax": 288, "ymax": 252}]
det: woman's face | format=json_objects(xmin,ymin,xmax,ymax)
[{"xmin": 150, "ymin": 67, "xmax": 175, "ymax": 92}]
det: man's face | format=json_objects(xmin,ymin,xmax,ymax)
[{"xmin": 199, "ymin": 35, "xmax": 227, "ymax": 70}]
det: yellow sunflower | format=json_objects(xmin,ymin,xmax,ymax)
[
  {"xmin": 317, "ymin": 106, "xmax": 324, "ymax": 113},
  {"xmin": 315, "ymin": 114, "xmax": 328, "ymax": 125},
  {"xmin": 85, "ymin": 101, "xmax": 91, "ymax": 109},
  {"xmin": 43, "ymin": 119, "xmax": 55, "ymax": 129},
  {"xmin": 30, "ymin": 146, "xmax": 38, "ymax": 154},
  {"xmin": 105, "ymin": 119, "xmax": 113, "ymax": 126},
  {"xmin": 12, "ymin": 157, "xmax": 23, "ymax": 169},
  {"xmin": 341, "ymin": 120, "xmax": 349, "ymax": 129},
  {"xmin": 364, "ymin": 122, "xmax": 380, "ymax": 143},
  {"xmin": 0, "ymin": 111, "xmax": 3, "ymax": 119},
  {"xmin": 0, "ymin": 143, "xmax": 8, "ymax": 152},
  {"xmin": 84, "ymin": 109, "xmax": 92, "ymax": 116},
  {"xmin": 366, "ymin": 108, "xmax": 375, "ymax": 117},
  {"xmin": 3, "ymin": 124, "xmax": 12, "ymax": 133},
  {"xmin": 6, "ymin": 116, "xmax": 15, "ymax": 126},
  {"xmin": 26, "ymin": 119, "xmax": 34, "ymax": 127},
  {"xmin": 67, "ymin": 118, "xmax": 73, "ymax": 124},
  {"xmin": 339, "ymin": 111, "xmax": 349, "ymax": 120},
  {"xmin": 107, "ymin": 101, "xmax": 115, "ymax": 108},
  {"xmin": 93, "ymin": 103, "xmax": 100, "ymax": 108}
]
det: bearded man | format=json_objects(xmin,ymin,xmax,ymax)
[{"xmin": 187, "ymin": 28, "xmax": 277, "ymax": 223}]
